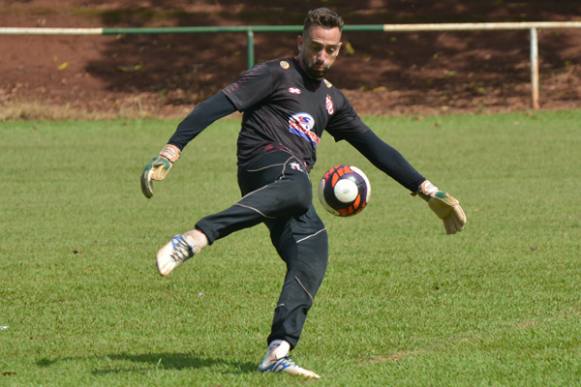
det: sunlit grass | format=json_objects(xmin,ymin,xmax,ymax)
[{"xmin": 1, "ymin": 110, "xmax": 579, "ymax": 386}]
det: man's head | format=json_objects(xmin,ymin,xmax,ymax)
[{"xmin": 297, "ymin": 8, "xmax": 343, "ymax": 80}]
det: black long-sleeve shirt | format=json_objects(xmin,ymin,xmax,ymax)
[{"xmin": 168, "ymin": 57, "xmax": 425, "ymax": 192}]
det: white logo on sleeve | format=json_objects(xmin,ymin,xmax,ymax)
[{"xmin": 325, "ymin": 94, "xmax": 334, "ymax": 115}]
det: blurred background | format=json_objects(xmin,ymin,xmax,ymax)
[{"xmin": 1, "ymin": 0, "xmax": 580, "ymax": 118}]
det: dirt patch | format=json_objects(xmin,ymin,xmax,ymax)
[{"xmin": 1, "ymin": 1, "xmax": 580, "ymax": 119}]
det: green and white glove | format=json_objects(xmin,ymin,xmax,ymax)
[
  {"xmin": 140, "ymin": 144, "xmax": 181, "ymax": 199},
  {"xmin": 417, "ymin": 180, "xmax": 466, "ymax": 234}
]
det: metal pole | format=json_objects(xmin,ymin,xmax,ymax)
[
  {"xmin": 530, "ymin": 27, "xmax": 540, "ymax": 110},
  {"xmin": 247, "ymin": 29, "xmax": 255, "ymax": 69}
]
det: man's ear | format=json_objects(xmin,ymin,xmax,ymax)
[{"xmin": 297, "ymin": 34, "xmax": 304, "ymax": 52}]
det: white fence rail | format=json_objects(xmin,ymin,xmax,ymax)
[
  {"xmin": 2, "ymin": 21, "xmax": 581, "ymax": 109},
  {"xmin": 382, "ymin": 22, "xmax": 581, "ymax": 109}
]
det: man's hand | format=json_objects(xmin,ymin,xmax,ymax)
[
  {"xmin": 417, "ymin": 180, "xmax": 466, "ymax": 234},
  {"xmin": 140, "ymin": 144, "xmax": 181, "ymax": 198}
]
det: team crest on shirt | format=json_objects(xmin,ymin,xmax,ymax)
[
  {"xmin": 288, "ymin": 112, "xmax": 320, "ymax": 146},
  {"xmin": 280, "ymin": 60, "xmax": 290, "ymax": 70},
  {"xmin": 288, "ymin": 87, "xmax": 301, "ymax": 95},
  {"xmin": 325, "ymin": 94, "xmax": 334, "ymax": 115}
]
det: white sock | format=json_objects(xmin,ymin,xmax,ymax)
[{"xmin": 269, "ymin": 339, "xmax": 290, "ymax": 360}]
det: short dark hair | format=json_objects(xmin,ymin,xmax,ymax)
[{"xmin": 303, "ymin": 8, "xmax": 344, "ymax": 33}]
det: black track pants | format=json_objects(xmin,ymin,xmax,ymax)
[{"xmin": 195, "ymin": 150, "xmax": 328, "ymax": 348}]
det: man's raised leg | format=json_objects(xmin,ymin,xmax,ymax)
[{"xmin": 156, "ymin": 151, "xmax": 311, "ymax": 277}]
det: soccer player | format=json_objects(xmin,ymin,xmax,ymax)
[{"xmin": 141, "ymin": 7, "xmax": 466, "ymax": 379}]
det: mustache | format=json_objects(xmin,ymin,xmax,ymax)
[{"xmin": 312, "ymin": 61, "xmax": 329, "ymax": 70}]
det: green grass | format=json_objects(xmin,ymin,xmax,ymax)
[{"xmin": 1, "ymin": 110, "xmax": 580, "ymax": 386}]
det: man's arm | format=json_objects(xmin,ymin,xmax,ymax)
[
  {"xmin": 326, "ymin": 100, "xmax": 425, "ymax": 191},
  {"xmin": 168, "ymin": 91, "xmax": 237, "ymax": 150},
  {"xmin": 346, "ymin": 129, "xmax": 425, "ymax": 192},
  {"xmin": 326, "ymin": 89, "xmax": 466, "ymax": 233},
  {"xmin": 141, "ymin": 61, "xmax": 280, "ymax": 198},
  {"xmin": 140, "ymin": 91, "xmax": 236, "ymax": 198},
  {"xmin": 345, "ymin": 128, "xmax": 466, "ymax": 234}
]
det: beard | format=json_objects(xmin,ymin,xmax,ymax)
[
  {"xmin": 301, "ymin": 57, "xmax": 330, "ymax": 80},
  {"xmin": 307, "ymin": 62, "xmax": 329, "ymax": 79},
  {"xmin": 307, "ymin": 67, "xmax": 328, "ymax": 79}
]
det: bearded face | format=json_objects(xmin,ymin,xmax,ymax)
[{"xmin": 297, "ymin": 26, "xmax": 342, "ymax": 80}]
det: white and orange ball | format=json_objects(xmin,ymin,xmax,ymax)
[{"xmin": 318, "ymin": 164, "xmax": 371, "ymax": 217}]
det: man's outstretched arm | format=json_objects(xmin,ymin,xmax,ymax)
[
  {"xmin": 167, "ymin": 91, "xmax": 237, "ymax": 150},
  {"xmin": 346, "ymin": 129, "xmax": 425, "ymax": 192},
  {"xmin": 346, "ymin": 129, "xmax": 467, "ymax": 234},
  {"xmin": 140, "ymin": 91, "xmax": 236, "ymax": 198}
]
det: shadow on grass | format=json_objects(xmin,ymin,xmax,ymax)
[{"xmin": 37, "ymin": 352, "xmax": 256, "ymax": 375}]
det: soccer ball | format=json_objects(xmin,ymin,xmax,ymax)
[{"xmin": 318, "ymin": 164, "xmax": 371, "ymax": 217}]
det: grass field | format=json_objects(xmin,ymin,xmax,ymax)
[{"xmin": 1, "ymin": 110, "xmax": 580, "ymax": 386}]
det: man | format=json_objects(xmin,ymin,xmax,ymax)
[{"xmin": 141, "ymin": 7, "xmax": 466, "ymax": 379}]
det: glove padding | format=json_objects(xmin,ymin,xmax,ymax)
[
  {"xmin": 140, "ymin": 144, "xmax": 180, "ymax": 199},
  {"xmin": 417, "ymin": 180, "xmax": 466, "ymax": 235}
]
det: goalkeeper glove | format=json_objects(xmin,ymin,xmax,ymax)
[
  {"xmin": 416, "ymin": 180, "xmax": 466, "ymax": 234},
  {"xmin": 140, "ymin": 144, "xmax": 181, "ymax": 199}
]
